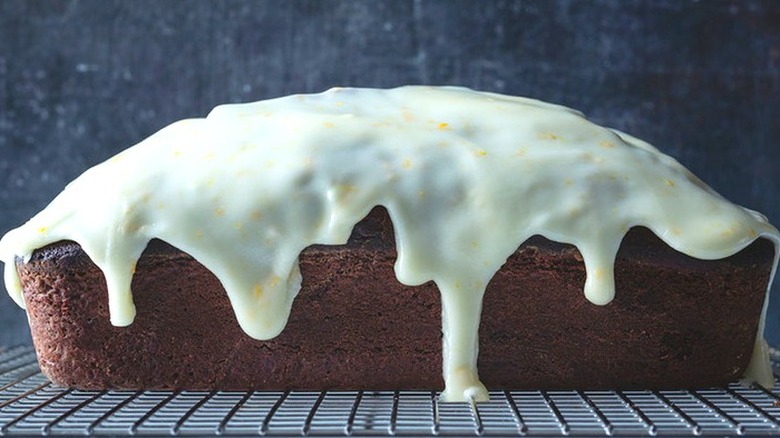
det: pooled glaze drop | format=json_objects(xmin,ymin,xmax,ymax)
[{"xmin": 0, "ymin": 86, "xmax": 777, "ymax": 401}]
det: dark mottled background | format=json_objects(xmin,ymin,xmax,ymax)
[{"xmin": 1, "ymin": 0, "xmax": 779, "ymax": 348}]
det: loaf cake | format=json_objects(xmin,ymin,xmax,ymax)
[{"xmin": 1, "ymin": 86, "xmax": 778, "ymax": 402}]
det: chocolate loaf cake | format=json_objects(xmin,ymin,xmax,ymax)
[
  {"xmin": 17, "ymin": 207, "xmax": 775, "ymax": 391},
  {"xmin": 2, "ymin": 87, "xmax": 778, "ymax": 401}
]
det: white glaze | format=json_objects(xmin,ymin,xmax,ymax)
[{"xmin": 0, "ymin": 86, "xmax": 777, "ymax": 401}]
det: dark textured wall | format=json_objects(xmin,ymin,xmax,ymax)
[{"xmin": 1, "ymin": 0, "xmax": 779, "ymax": 347}]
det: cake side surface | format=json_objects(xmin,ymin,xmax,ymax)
[{"xmin": 19, "ymin": 208, "xmax": 774, "ymax": 390}]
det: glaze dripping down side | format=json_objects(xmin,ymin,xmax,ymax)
[{"xmin": 1, "ymin": 86, "xmax": 777, "ymax": 401}]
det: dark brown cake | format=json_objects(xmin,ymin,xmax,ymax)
[{"xmin": 16, "ymin": 207, "xmax": 775, "ymax": 391}]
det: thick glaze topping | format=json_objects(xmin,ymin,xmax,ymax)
[{"xmin": 1, "ymin": 86, "xmax": 777, "ymax": 401}]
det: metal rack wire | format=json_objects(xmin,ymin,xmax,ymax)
[{"xmin": 1, "ymin": 345, "xmax": 780, "ymax": 436}]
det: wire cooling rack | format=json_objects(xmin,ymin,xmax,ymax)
[{"xmin": 1, "ymin": 346, "xmax": 780, "ymax": 436}]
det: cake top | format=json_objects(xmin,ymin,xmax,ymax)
[{"xmin": 1, "ymin": 86, "xmax": 778, "ymax": 401}]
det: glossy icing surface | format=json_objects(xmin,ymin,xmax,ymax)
[{"xmin": 1, "ymin": 86, "xmax": 777, "ymax": 401}]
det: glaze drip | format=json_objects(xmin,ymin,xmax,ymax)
[{"xmin": 1, "ymin": 86, "xmax": 777, "ymax": 401}]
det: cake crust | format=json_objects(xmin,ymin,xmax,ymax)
[{"xmin": 18, "ymin": 207, "xmax": 774, "ymax": 391}]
